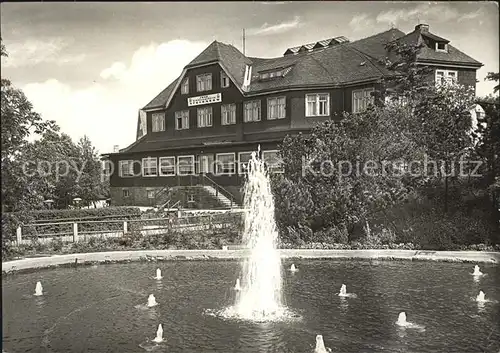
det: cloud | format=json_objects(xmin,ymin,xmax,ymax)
[
  {"xmin": 349, "ymin": 14, "xmax": 375, "ymax": 31},
  {"xmin": 248, "ymin": 16, "xmax": 301, "ymax": 36},
  {"xmin": 1, "ymin": 37, "xmax": 86, "ymax": 68},
  {"xmin": 22, "ymin": 39, "xmax": 207, "ymax": 154},
  {"xmin": 375, "ymin": 3, "xmax": 486, "ymax": 26}
]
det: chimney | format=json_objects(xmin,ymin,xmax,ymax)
[
  {"xmin": 415, "ymin": 24, "xmax": 429, "ymax": 32},
  {"xmin": 113, "ymin": 145, "xmax": 120, "ymax": 153}
]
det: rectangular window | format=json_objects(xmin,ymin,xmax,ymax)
[
  {"xmin": 267, "ymin": 96, "xmax": 286, "ymax": 120},
  {"xmin": 142, "ymin": 157, "xmax": 157, "ymax": 177},
  {"xmin": 147, "ymin": 189, "xmax": 155, "ymax": 199},
  {"xmin": 220, "ymin": 71, "xmax": 230, "ymax": 88},
  {"xmin": 181, "ymin": 78, "xmax": 189, "ymax": 94},
  {"xmin": 435, "ymin": 69, "xmax": 458, "ymax": 86},
  {"xmin": 352, "ymin": 88, "xmax": 375, "ymax": 113},
  {"xmin": 262, "ymin": 150, "xmax": 284, "ymax": 174},
  {"xmin": 196, "ymin": 73, "xmax": 212, "ymax": 92},
  {"xmin": 243, "ymin": 100, "xmax": 261, "ymax": 122},
  {"xmin": 119, "ymin": 160, "xmax": 134, "ymax": 177},
  {"xmin": 122, "ymin": 189, "xmax": 130, "ymax": 198},
  {"xmin": 159, "ymin": 157, "xmax": 176, "ymax": 176},
  {"xmin": 197, "ymin": 106, "xmax": 213, "ymax": 127},
  {"xmin": 238, "ymin": 152, "xmax": 253, "ymax": 174},
  {"xmin": 175, "ymin": 110, "xmax": 189, "ymax": 130},
  {"xmin": 305, "ymin": 93, "xmax": 330, "ymax": 117},
  {"xmin": 216, "ymin": 153, "xmax": 236, "ymax": 175},
  {"xmin": 177, "ymin": 155, "xmax": 195, "ymax": 175},
  {"xmin": 151, "ymin": 113, "xmax": 165, "ymax": 132},
  {"xmin": 435, "ymin": 42, "xmax": 448, "ymax": 52},
  {"xmin": 221, "ymin": 104, "xmax": 236, "ymax": 125}
]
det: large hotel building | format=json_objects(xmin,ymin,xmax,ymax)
[{"xmin": 103, "ymin": 24, "xmax": 482, "ymax": 208}]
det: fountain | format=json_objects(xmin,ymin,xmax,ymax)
[
  {"xmin": 34, "ymin": 281, "xmax": 43, "ymax": 296},
  {"xmin": 234, "ymin": 279, "xmax": 241, "ymax": 291},
  {"xmin": 152, "ymin": 324, "xmax": 164, "ymax": 343},
  {"xmin": 476, "ymin": 291, "xmax": 486, "ymax": 302},
  {"xmin": 314, "ymin": 335, "xmax": 330, "ymax": 353},
  {"xmin": 147, "ymin": 294, "xmax": 158, "ymax": 307},
  {"xmin": 231, "ymin": 150, "xmax": 285, "ymax": 321},
  {"xmin": 472, "ymin": 265, "xmax": 483, "ymax": 276},
  {"xmin": 154, "ymin": 268, "xmax": 162, "ymax": 280},
  {"xmin": 290, "ymin": 264, "xmax": 298, "ymax": 272},
  {"xmin": 396, "ymin": 312, "xmax": 407, "ymax": 326}
]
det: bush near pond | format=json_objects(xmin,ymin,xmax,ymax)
[{"xmin": 2, "ymin": 227, "xmax": 241, "ymax": 261}]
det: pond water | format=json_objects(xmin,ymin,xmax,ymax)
[{"xmin": 2, "ymin": 260, "xmax": 500, "ymax": 353}]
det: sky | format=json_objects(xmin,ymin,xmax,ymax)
[{"xmin": 1, "ymin": 2, "xmax": 498, "ymax": 154}]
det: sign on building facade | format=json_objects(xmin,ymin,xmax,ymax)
[{"xmin": 187, "ymin": 93, "xmax": 222, "ymax": 107}]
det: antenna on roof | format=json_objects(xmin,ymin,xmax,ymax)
[{"xmin": 242, "ymin": 28, "xmax": 246, "ymax": 55}]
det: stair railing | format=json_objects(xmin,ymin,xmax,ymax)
[{"xmin": 200, "ymin": 174, "xmax": 237, "ymax": 208}]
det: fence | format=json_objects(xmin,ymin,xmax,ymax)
[{"xmin": 14, "ymin": 212, "xmax": 243, "ymax": 245}]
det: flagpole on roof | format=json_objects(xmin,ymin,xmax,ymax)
[{"xmin": 243, "ymin": 28, "xmax": 246, "ymax": 55}]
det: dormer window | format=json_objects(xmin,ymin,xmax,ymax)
[
  {"xmin": 435, "ymin": 42, "xmax": 448, "ymax": 53},
  {"xmin": 258, "ymin": 67, "xmax": 292, "ymax": 81},
  {"xmin": 181, "ymin": 78, "xmax": 189, "ymax": 94}
]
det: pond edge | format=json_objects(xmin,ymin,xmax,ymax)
[{"xmin": 2, "ymin": 249, "xmax": 499, "ymax": 275}]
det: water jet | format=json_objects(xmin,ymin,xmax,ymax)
[
  {"xmin": 152, "ymin": 324, "xmax": 163, "ymax": 343},
  {"xmin": 231, "ymin": 149, "xmax": 285, "ymax": 321},
  {"xmin": 154, "ymin": 269, "xmax": 162, "ymax": 280},
  {"xmin": 34, "ymin": 281, "xmax": 43, "ymax": 296},
  {"xmin": 315, "ymin": 334, "xmax": 330, "ymax": 353},
  {"xmin": 476, "ymin": 291, "xmax": 486, "ymax": 302},
  {"xmin": 147, "ymin": 294, "xmax": 158, "ymax": 307},
  {"xmin": 472, "ymin": 265, "xmax": 483, "ymax": 276}
]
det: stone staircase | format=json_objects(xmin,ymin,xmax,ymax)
[{"xmin": 202, "ymin": 185, "xmax": 237, "ymax": 208}]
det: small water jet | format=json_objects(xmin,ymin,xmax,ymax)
[
  {"xmin": 234, "ymin": 279, "xmax": 241, "ymax": 291},
  {"xmin": 152, "ymin": 324, "xmax": 164, "ymax": 343},
  {"xmin": 314, "ymin": 335, "xmax": 330, "ymax": 353},
  {"xmin": 476, "ymin": 291, "xmax": 486, "ymax": 302},
  {"xmin": 396, "ymin": 312, "xmax": 425, "ymax": 330},
  {"xmin": 147, "ymin": 294, "xmax": 158, "ymax": 307},
  {"xmin": 396, "ymin": 312, "xmax": 407, "ymax": 326},
  {"xmin": 34, "ymin": 281, "xmax": 43, "ymax": 296},
  {"xmin": 290, "ymin": 264, "xmax": 298, "ymax": 272},
  {"xmin": 472, "ymin": 265, "xmax": 483, "ymax": 276},
  {"xmin": 338, "ymin": 284, "xmax": 357, "ymax": 298},
  {"xmin": 153, "ymin": 269, "xmax": 162, "ymax": 280}
]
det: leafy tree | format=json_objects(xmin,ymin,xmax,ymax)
[
  {"xmin": 1, "ymin": 38, "xmax": 56, "ymax": 212},
  {"xmin": 412, "ymin": 83, "xmax": 476, "ymax": 213},
  {"xmin": 485, "ymin": 72, "xmax": 499, "ymax": 93},
  {"xmin": 379, "ymin": 40, "xmax": 434, "ymax": 105},
  {"xmin": 22, "ymin": 130, "xmax": 81, "ymax": 209},
  {"xmin": 74, "ymin": 135, "xmax": 109, "ymax": 207},
  {"xmin": 276, "ymin": 103, "xmax": 417, "ymax": 239}
]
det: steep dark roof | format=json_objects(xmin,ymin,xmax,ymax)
[
  {"xmin": 421, "ymin": 32, "xmax": 449, "ymax": 43},
  {"xmin": 187, "ymin": 40, "xmax": 251, "ymax": 87},
  {"xmin": 395, "ymin": 29, "xmax": 482, "ymax": 67},
  {"xmin": 143, "ymin": 77, "xmax": 179, "ymax": 110},
  {"xmin": 141, "ymin": 27, "xmax": 481, "ymax": 110},
  {"xmin": 349, "ymin": 28, "xmax": 406, "ymax": 62}
]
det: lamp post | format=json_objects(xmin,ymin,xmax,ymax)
[
  {"xmin": 73, "ymin": 197, "xmax": 82, "ymax": 209},
  {"xmin": 43, "ymin": 199, "xmax": 54, "ymax": 210}
]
